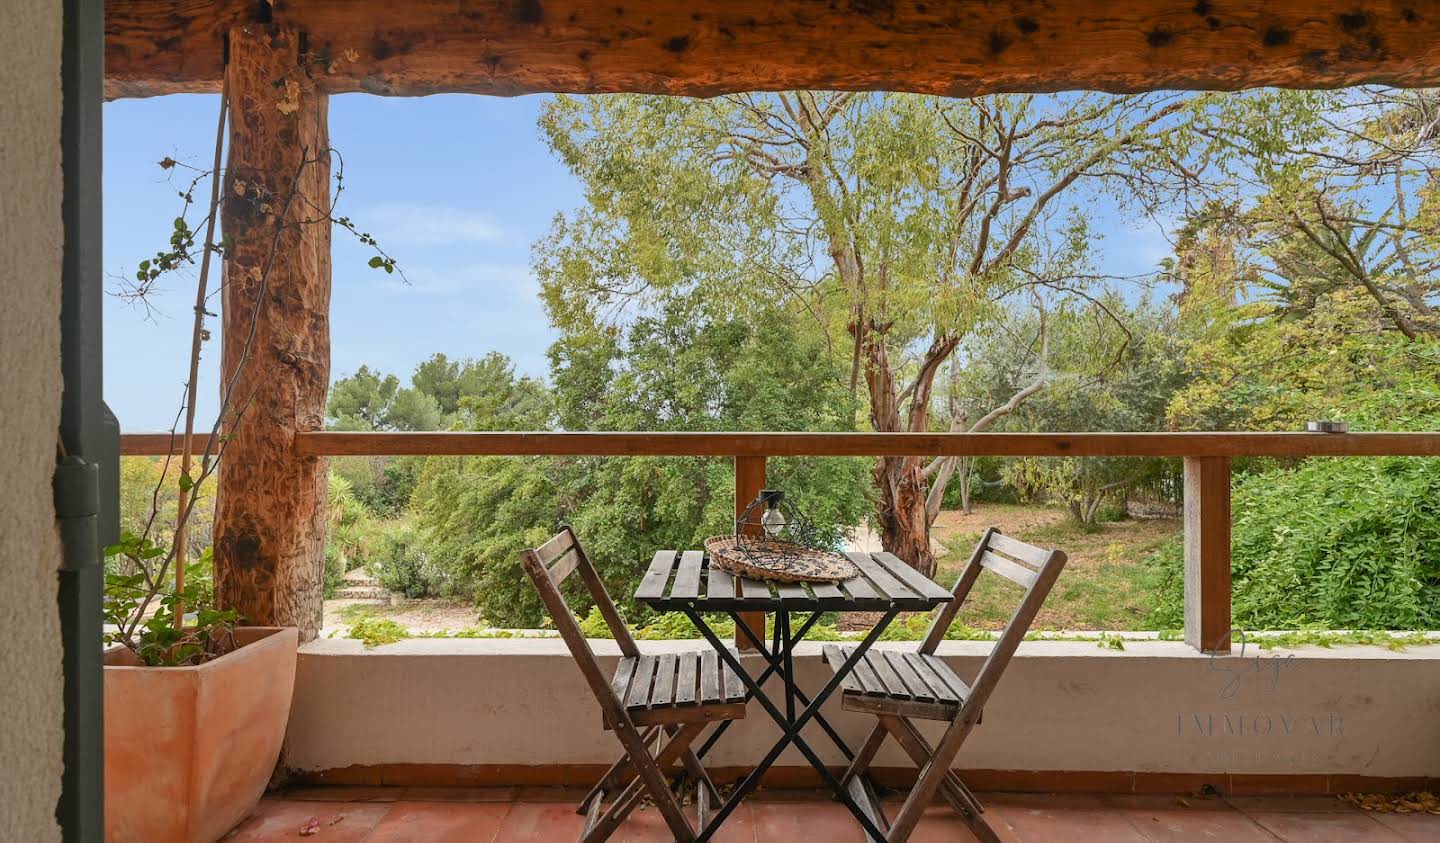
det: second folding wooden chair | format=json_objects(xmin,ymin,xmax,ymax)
[
  {"xmin": 520, "ymin": 527, "xmax": 745, "ymax": 843},
  {"xmin": 822, "ymin": 527, "xmax": 1068, "ymax": 843}
]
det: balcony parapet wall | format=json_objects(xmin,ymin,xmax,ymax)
[{"xmin": 282, "ymin": 638, "xmax": 1440, "ymax": 790}]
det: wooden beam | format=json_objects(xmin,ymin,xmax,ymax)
[
  {"xmin": 212, "ymin": 26, "xmax": 332, "ymax": 642},
  {"xmin": 1183, "ymin": 456, "xmax": 1231, "ymax": 654},
  {"xmin": 734, "ymin": 455, "xmax": 767, "ymax": 651},
  {"xmin": 106, "ymin": 0, "xmax": 1440, "ymax": 100}
]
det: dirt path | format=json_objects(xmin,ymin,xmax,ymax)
[{"xmin": 322, "ymin": 597, "xmax": 480, "ymax": 632}]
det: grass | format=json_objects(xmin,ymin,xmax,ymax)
[{"xmin": 929, "ymin": 502, "xmax": 1180, "ymax": 631}]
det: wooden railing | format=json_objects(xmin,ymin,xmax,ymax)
[
  {"xmin": 121, "ymin": 430, "xmax": 1440, "ymax": 653},
  {"xmin": 123, "ymin": 430, "xmax": 1440, "ymax": 459}
]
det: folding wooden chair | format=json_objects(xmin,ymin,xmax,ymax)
[
  {"xmin": 520, "ymin": 527, "xmax": 746, "ymax": 843},
  {"xmin": 822, "ymin": 528, "xmax": 1067, "ymax": 843}
]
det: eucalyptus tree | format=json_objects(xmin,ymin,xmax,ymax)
[{"xmin": 537, "ymin": 91, "xmax": 1212, "ymax": 576}]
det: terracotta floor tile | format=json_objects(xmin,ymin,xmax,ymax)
[
  {"xmin": 1243, "ymin": 811, "xmax": 1408, "ymax": 842},
  {"xmin": 607, "ymin": 803, "xmax": 758, "ymax": 842},
  {"xmin": 752, "ymin": 799, "xmax": 870, "ymax": 843},
  {"xmin": 984, "ymin": 794, "xmax": 1151, "ymax": 843},
  {"xmin": 279, "ymin": 786, "xmax": 405, "ymax": 803},
  {"xmin": 890, "ymin": 805, "xmax": 986, "ymax": 842},
  {"xmin": 1101, "ymin": 795, "xmax": 1234, "ymax": 811},
  {"xmin": 220, "ymin": 799, "xmax": 392, "ymax": 842},
  {"xmin": 400, "ymin": 786, "xmax": 518, "ymax": 803},
  {"xmin": 513, "ymin": 785, "xmax": 594, "ymax": 803},
  {"xmin": 1367, "ymin": 811, "xmax": 1440, "ymax": 843},
  {"xmin": 749, "ymin": 787, "xmax": 836, "ymax": 802},
  {"xmin": 363, "ymin": 801, "xmax": 511, "ymax": 843},
  {"xmin": 1101, "ymin": 795, "xmax": 1276, "ymax": 842},
  {"xmin": 1224, "ymin": 795, "xmax": 1355, "ymax": 813},
  {"xmin": 990, "ymin": 793, "xmax": 1116, "ymax": 810},
  {"xmin": 223, "ymin": 791, "xmax": 1433, "ymax": 842},
  {"xmin": 493, "ymin": 802, "xmax": 588, "ymax": 841}
]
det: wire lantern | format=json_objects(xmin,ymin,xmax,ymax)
[{"xmin": 705, "ymin": 489, "xmax": 857, "ymax": 583}]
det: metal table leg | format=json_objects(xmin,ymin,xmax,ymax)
[
  {"xmin": 684, "ymin": 607, "xmax": 900, "ymax": 842},
  {"xmin": 695, "ymin": 610, "xmax": 854, "ymax": 763}
]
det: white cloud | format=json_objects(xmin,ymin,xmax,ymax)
[{"xmin": 356, "ymin": 204, "xmax": 506, "ymax": 246}]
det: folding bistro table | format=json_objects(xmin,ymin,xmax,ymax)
[{"xmin": 634, "ymin": 549, "xmax": 952, "ymax": 841}]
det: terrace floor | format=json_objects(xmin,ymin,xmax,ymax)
[{"xmin": 222, "ymin": 787, "xmax": 1440, "ymax": 842}]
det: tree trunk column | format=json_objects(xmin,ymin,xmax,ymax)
[{"xmin": 214, "ymin": 26, "xmax": 331, "ymax": 640}]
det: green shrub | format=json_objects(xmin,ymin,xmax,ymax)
[
  {"xmin": 411, "ymin": 455, "xmax": 561, "ymax": 625},
  {"xmin": 577, "ymin": 606, "xmax": 739, "ymax": 640},
  {"xmin": 1148, "ymin": 456, "xmax": 1440, "ymax": 630},
  {"xmin": 323, "ymin": 542, "xmax": 345, "ymax": 599},
  {"xmin": 369, "ymin": 524, "xmax": 445, "ymax": 599},
  {"xmin": 577, "ymin": 605, "xmax": 612, "ymax": 638}
]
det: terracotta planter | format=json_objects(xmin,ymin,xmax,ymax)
[{"xmin": 104, "ymin": 626, "xmax": 299, "ymax": 843}]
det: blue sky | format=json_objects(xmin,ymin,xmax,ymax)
[{"xmin": 103, "ymin": 93, "xmax": 1171, "ymax": 431}]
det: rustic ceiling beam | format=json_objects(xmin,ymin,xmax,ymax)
[{"xmin": 107, "ymin": 0, "xmax": 1440, "ymax": 100}]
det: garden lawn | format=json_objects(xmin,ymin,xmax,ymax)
[{"xmin": 925, "ymin": 503, "xmax": 1179, "ymax": 631}]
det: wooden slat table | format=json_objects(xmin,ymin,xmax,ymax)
[
  {"xmin": 635, "ymin": 549, "xmax": 952, "ymax": 842},
  {"xmin": 637, "ymin": 549, "xmax": 951, "ymax": 612}
]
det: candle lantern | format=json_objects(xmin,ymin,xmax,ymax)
[{"xmin": 706, "ymin": 488, "xmax": 856, "ymax": 583}]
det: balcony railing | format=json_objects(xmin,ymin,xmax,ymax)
[{"xmin": 120, "ymin": 430, "xmax": 1440, "ymax": 653}]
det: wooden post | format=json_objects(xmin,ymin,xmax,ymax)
[
  {"xmin": 1183, "ymin": 456, "xmax": 1231, "ymax": 654},
  {"xmin": 213, "ymin": 26, "xmax": 332, "ymax": 641},
  {"xmin": 734, "ymin": 455, "xmax": 767, "ymax": 651}
]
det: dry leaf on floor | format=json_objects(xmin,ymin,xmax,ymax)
[{"xmin": 1343, "ymin": 792, "xmax": 1440, "ymax": 814}]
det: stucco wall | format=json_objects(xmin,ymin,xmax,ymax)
[
  {"xmin": 0, "ymin": 0, "xmax": 67, "ymax": 840},
  {"xmin": 285, "ymin": 639, "xmax": 1440, "ymax": 783}
]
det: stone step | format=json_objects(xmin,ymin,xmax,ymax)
[
  {"xmin": 334, "ymin": 586, "xmax": 388, "ymax": 600},
  {"xmin": 341, "ymin": 574, "xmax": 378, "ymax": 585}
]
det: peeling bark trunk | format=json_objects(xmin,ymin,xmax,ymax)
[
  {"xmin": 213, "ymin": 26, "xmax": 332, "ymax": 641},
  {"xmin": 878, "ymin": 462, "xmax": 936, "ymax": 579},
  {"xmin": 863, "ymin": 330, "xmax": 956, "ymax": 578}
]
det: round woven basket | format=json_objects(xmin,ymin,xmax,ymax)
[{"xmin": 704, "ymin": 535, "xmax": 857, "ymax": 583}]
